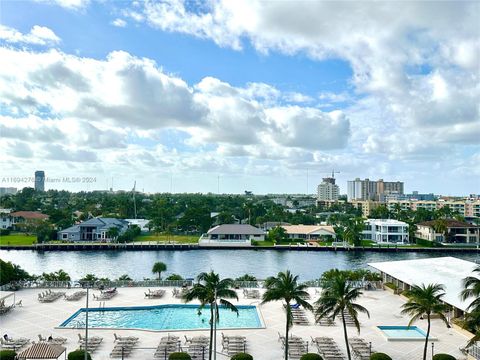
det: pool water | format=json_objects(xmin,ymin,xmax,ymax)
[
  {"xmin": 60, "ymin": 304, "xmax": 263, "ymax": 331},
  {"xmin": 378, "ymin": 326, "xmax": 435, "ymax": 341}
]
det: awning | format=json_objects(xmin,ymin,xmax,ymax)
[{"xmin": 17, "ymin": 343, "xmax": 66, "ymax": 359}]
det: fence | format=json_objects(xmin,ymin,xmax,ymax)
[
  {"xmin": 469, "ymin": 343, "xmax": 480, "ymax": 360},
  {"xmin": 0, "ymin": 279, "xmax": 264, "ymax": 291}
]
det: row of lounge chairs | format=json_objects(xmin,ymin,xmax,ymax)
[
  {"xmin": 221, "ymin": 333, "xmax": 247, "ymax": 356},
  {"xmin": 38, "ymin": 289, "xmax": 65, "ymax": 302},
  {"xmin": 110, "ymin": 334, "xmax": 139, "ymax": 358},
  {"xmin": 0, "ymin": 337, "xmax": 30, "ymax": 351},
  {"xmin": 0, "ymin": 300, "xmax": 14, "ymax": 315},
  {"xmin": 38, "ymin": 334, "xmax": 67, "ymax": 345},
  {"xmin": 184, "ymin": 335, "xmax": 210, "ymax": 359},
  {"xmin": 172, "ymin": 288, "xmax": 189, "ymax": 299},
  {"xmin": 311, "ymin": 336, "xmax": 345, "ymax": 360},
  {"xmin": 278, "ymin": 333, "xmax": 309, "ymax": 359},
  {"xmin": 242, "ymin": 289, "xmax": 260, "ymax": 299},
  {"xmin": 93, "ymin": 288, "xmax": 117, "ymax": 300},
  {"xmin": 342, "ymin": 310, "xmax": 358, "ymax": 327},
  {"xmin": 64, "ymin": 291, "xmax": 87, "ymax": 301},
  {"xmin": 78, "ymin": 333, "xmax": 103, "ymax": 353},
  {"xmin": 145, "ymin": 289, "xmax": 166, "ymax": 299},
  {"xmin": 154, "ymin": 334, "xmax": 181, "ymax": 358},
  {"xmin": 349, "ymin": 337, "xmax": 373, "ymax": 360},
  {"xmin": 288, "ymin": 304, "xmax": 310, "ymax": 325}
]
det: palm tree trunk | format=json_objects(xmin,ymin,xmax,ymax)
[
  {"xmin": 342, "ymin": 311, "xmax": 352, "ymax": 360},
  {"xmin": 209, "ymin": 304, "xmax": 214, "ymax": 360},
  {"xmin": 285, "ymin": 301, "xmax": 290, "ymax": 360},
  {"xmin": 423, "ymin": 314, "xmax": 431, "ymax": 360}
]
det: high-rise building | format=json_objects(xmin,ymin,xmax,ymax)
[
  {"xmin": 347, "ymin": 178, "xmax": 404, "ymax": 201},
  {"xmin": 34, "ymin": 170, "xmax": 45, "ymax": 192},
  {"xmin": 317, "ymin": 177, "xmax": 340, "ymax": 201}
]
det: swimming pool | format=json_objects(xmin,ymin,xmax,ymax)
[
  {"xmin": 377, "ymin": 326, "xmax": 437, "ymax": 341},
  {"xmin": 60, "ymin": 304, "xmax": 263, "ymax": 331}
]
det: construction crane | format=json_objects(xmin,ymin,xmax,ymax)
[
  {"xmin": 329, "ymin": 169, "xmax": 340, "ymax": 179},
  {"xmin": 132, "ymin": 181, "xmax": 137, "ymax": 219}
]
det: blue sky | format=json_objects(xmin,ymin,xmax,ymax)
[{"xmin": 0, "ymin": 0, "xmax": 478, "ymax": 195}]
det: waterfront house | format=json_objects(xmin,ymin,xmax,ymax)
[
  {"xmin": 280, "ymin": 224, "xmax": 336, "ymax": 241},
  {"xmin": 6, "ymin": 211, "xmax": 49, "ymax": 230},
  {"xmin": 416, "ymin": 219, "xmax": 479, "ymax": 244},
  {"xmin": 125, "ymin": 218, "xmax": 150, "ymax": 232},
  {"xmin": 199, "ymin": 224, "xmax": 265, "ymax": 246},
  {"xmin": 57, "ymin": 217, "xmax": 129, "ymax": 242},
  {"xmin": 258, "ymin": 221, "xmax": 291, "ymax": 231},
  {"xmin": 362, "ymin": 219, "xmax": 409, "ymax": 244}
]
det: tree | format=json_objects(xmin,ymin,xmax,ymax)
[
  {"xmin": 315, "ymin": 274, "xmax": 369, "ymax": 360},
  {"xmin": 401, "ymin": 284, "xmax": 449, "ymax": 360},
  {"xmin": 0, "ymin": 260, "xmax": 31, "ymax": 286},
  {"xmin": 183, "ymin": 271, "xmax": 238, "ymax": 360},
  {"xmin": 152, "ymin": 262, "xmax": 167, "ymax": 280},
  {"xmin": 41, "ymin": 269, "xmax": 71, "ymax": 282},
  {"xmin": 432, "ymin": 219, "xmax": 448, "ymax": 243},
  {"xmin": 106, "ymin": 227, "xmax": 120, "ymax": 242},
  {"xmin": 262, "ymin": 271, "xmax": 312, "ymax": 360},
  {"xmin": 117, "ymin": 274, "xmax": 132, "ymax": 281},
  {"xmin": 344, "ymin": 218, "xmax": 365, "ymax": 247},
  {"xmin": 461, "ymin": 265, "xmax": 480, "ymax": 347},
  {"xmin": 267, "ymin": 226, "xmax": 288, "ymax": 244}
]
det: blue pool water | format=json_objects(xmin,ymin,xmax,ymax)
[
  {"xmin": 378, "ymin": 326, "xmax": 432, "ymax": 340},
  {"xmin": 60, "ymin": 304, "xmax": 263, "ymax": 331}
]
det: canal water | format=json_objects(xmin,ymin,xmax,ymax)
[{"xmin": 0, "ymin": 249, "xmax": 478, "ymax": 281}]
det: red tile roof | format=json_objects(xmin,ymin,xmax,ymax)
[{"xmin": 10, "ymin": 211, "xmax": 49, "ymax": 220}]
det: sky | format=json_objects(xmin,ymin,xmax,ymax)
[{"xmin": 0, "ymin": 0, "xmax": 479, "ymax": 196}]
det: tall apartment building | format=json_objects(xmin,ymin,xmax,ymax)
[
  {"xmin": 347, "ymin": 178, "xmax": 404, "ymax": 201},
  {"xmin": 317, "ymin": 177, "xmax": 340, "ymax": 201},
  {"xmin": 387, "ymin": 199, "xmax": 480, "ymax": 219},
  {"xmin": 0, "ymin": 187, "xmax": 17, "ymax": 196},
  {"xmin": 34, "ymin": 170, "xmax": 45, "ymax": 192}
]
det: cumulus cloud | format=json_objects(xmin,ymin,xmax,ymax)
[
  {"xmin": 0, "ymin": 25, "xmax": 60, "ymax": 46},
  {"xmin": 34, "ymin": 0, "xmax": 90, "ymax": 10},
  {"xmin": 111, "ymin": 18, "xmax": 127, "ymax": 28}
]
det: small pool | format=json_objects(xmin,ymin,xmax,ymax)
[
  {"xmin": 60, "ymin": 304, "xmax": 263, "ymax": 331},
  {"xmin": 377, "ymin": 326, "xmax": 437, "ymax": 341}
]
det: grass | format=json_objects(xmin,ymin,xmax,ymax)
[
  {"xmin": 134, "ymin": 234, "xmax": 199, "ymax": 244},
  {"xmin": 0, "ymin": 233, "xmax": 37, "ymax": 246},
  {"xmin": 252, "ymin": 240, "xmax": 275, "ymax": 247}
]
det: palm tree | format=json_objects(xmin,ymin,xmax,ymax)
[
  {"xmin": 152, "ymin": 262, "xmax": 167, "ymax": 280},
  {"xmin": 262, "ymin": 271, "xmax": 312, "ymax": 360},
  {"xmin": 315, "ymin": 274, "xmax": 369, "ymax": 360},
  {"xmin": 461, "ymin": 265, "xmax": 480, "ymax": 313},
  {"xmin": 183, "ymin": 271, "xmax": 238, "ymax": 360},
  {"xmin": 401, "ymin": 283, "xmax": 449, "ymax": 360},
  {"xmin": 461, "ymin": 265, "xmax": 480, "ymax": 348},
  {"xmin": 433, "ymin": 219, "xmax": 448, "ymax": 243}
]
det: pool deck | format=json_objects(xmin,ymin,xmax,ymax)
[{"xmin": 1, "ymin": 287, "xmax": 469, "ymax": 359}]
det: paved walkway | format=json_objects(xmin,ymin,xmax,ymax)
[{"xmin": 0, "ymin": 287, "xmax": 469, "ymax": 359}]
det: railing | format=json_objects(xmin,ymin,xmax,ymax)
[
  {"xmin": 0, "ymin": 279, "xmax": 265, "ymax": 291},
  {"xmin": 303, "ymin": 279, "xmax": 383, "ymax": 290},
  {"xmin": 469, "ymin": 343, "xmax": 480, "ymax": 360}
]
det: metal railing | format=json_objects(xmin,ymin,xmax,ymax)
[{"xmin": 469, "ymin": 343, "xmax": 480, "ymax": 360}]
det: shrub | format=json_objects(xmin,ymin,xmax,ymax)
[
  {"xmin": 432, "ymin": 355, "xmax": 456, "ymax": 360},
  {"xmin": 300, "ymin": 354, "xmax": 323, "ymax": 360},
  {"xmin": 370, "ymin": 353, "xmax": 392, "ymax": 360},
  {"xmin": 0, "ymin": 229, "xmax": 10, "ymax": 236},
  {"xmin": 68, "ymin": 350, "xmax": 92, "ymax": 360},
  {"xmin": 166, "ymin": 274, "xmax": 184, "ymax": 281},
  {"xmin": 168, "ymin": 353, "xmax": 192, "ymax": 360},
  {"xmin": 0, "ymin": 350, "xmax": 17, "ymax": 360},
  {"xmin": 231, "ymin": 354, "xmax": 254, "ymax": 360}
]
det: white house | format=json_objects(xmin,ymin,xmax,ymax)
[
  {"xmin": 416, "ymin": 219, "xmax": 479, "ymax": 244},
  {"xmin": 362, "ymin": 219, "xmax": 409, "ymax": 244},
  {"xmin": 199, "ymin": 224, "xmax": 265, "ymax": 247},
  {"xmin": 281, "ymin": 225, "xmax": 336, "ymax": 241},
  {"xmin": 125, "ymin": 219, "xmax": 150, "ymax": 232}
]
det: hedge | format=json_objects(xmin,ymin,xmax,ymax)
[
  {"xmin": 169, "ymin": 353, "xmax": 192, "ymax": 360},
  {"xmin": 370, "ymin": 353, "xmax": 393, "ymax": 360},
  {"xmin": 231, "ymin": 354, "xmax": 254, "ymax": 360},
  {"xmin": 68, "ymin": 350, "xmax": 92, "ymax": 360},
  {"xmin": 300, "ymin": 354, "xmax": 323, "ymax": 360},
  {"xmin": 432, "ymin": 355, "xmax": 456, "ymax": 360},
  {"xmin": 0, "ymin": 350, "xmax": 17, "ymax": 360}
]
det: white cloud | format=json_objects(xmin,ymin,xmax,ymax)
[
  {"xmin": 34, "ymin": 0, "xmax": 90, "ymax": 10},
  {"xmin": 111, "ymin": 18, "xmax": 127, "ymax": 28},
  {"xmin": 0, "ymin": 25, "xmax": 60, "ymax": 46}
]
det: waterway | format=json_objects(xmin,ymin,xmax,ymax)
[{"xmin": 1, "ymin": 249, "xmax": 479, "ymax": 281}]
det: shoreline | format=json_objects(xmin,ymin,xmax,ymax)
[{"xmin": 1, "ymin": 242, "xmax": 479, "ymax": 252}]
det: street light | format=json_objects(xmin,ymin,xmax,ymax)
[
  {"xmin": 84, "ymin": 284, "xmax": 89, "ymax": 360},
  {"xmin": 431, "ymin": 342, "xmax": 434, "ymax": 359},
  {"xmin": 213, "ymin": 288, "xmax": 217, "ymax": 360}
]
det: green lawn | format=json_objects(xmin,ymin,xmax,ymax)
[
  {"xmin": 0, "ymin": 233, "xmax": 37, "ymax": 246},
  {"xmin": 134, "ymin": 234, "xmax": 199, "ymax": 244}
]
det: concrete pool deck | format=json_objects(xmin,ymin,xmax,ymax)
[{"xmin": 0, "ymin": 287, "xmax": 469, "ymax": 359}]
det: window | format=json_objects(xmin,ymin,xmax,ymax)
[{"xmin": 62, "ymin": 233, "xmax": 67, "ymax": 239}]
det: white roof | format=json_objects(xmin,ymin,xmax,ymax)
[
  {"xmin": 369, "ymin": 256, "xmax": 479, "ymax": 312},
  {"xmin": 281, "ymin": 225, "xmax": 336, "ymax": 235}
]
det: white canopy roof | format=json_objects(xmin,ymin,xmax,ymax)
[{"xmin": 369, "ymin": 256, "xmax": 479, "ymax": 312}]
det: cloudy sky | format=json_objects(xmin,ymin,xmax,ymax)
[{"xmin": 0, "ymin": 0, "xmax": 479, "ymax": 195}]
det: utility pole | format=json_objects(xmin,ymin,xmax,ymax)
[
  {"xmin": 132, "ymin": 181, "xmax": 137, "ymax": 219},
  {"xmin": 84, "ymin": 285, "xmax": 89, "ymax": 360},
  {"xmin": 213, "ymin": 288, "xmax": 217, "ymax": 360}
]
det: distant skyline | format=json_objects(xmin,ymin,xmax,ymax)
[{"xmin": 1, "ymin": 1, "xmax": 479, "ymax": 196}]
